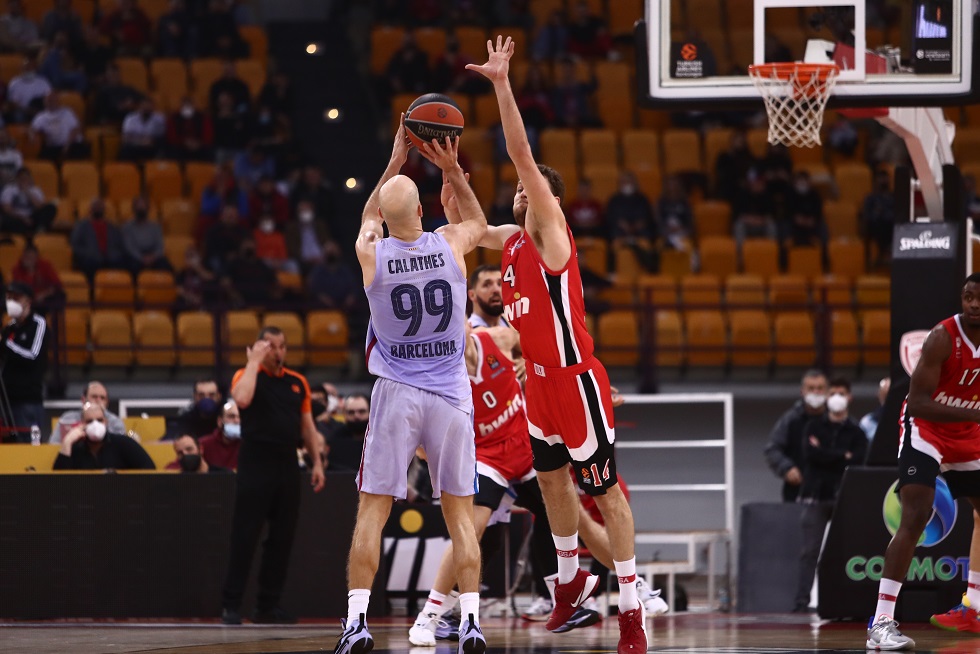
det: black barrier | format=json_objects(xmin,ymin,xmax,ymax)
[
  {"xmin": 737, "ymin": 502, "xmax": 804, "ymax": 612},
  {"xmin": 818, "ymin": 467, "xmax": 972, "ymax": 621},
  {"xmin": 0, "ymin": 472, "xmax": 368, "ymax": 619}
]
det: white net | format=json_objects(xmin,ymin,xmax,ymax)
[{"xmin": 748, "ymin": 63, "xmax": 839, "ymax": 148}]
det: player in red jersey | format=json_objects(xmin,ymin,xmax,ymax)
[
  {"xmin": 463, "ymin": 36, "xmax": 646, "ymax": 654},
  {"xmin": 866, "ymin": 274, "xmax": 980, "ymax": 651}
]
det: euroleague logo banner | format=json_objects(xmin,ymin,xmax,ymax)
[
  {"xmin": 899, "ymin": 330, "xmax": 929, "ymax": 376},
  {"xmin": 883, "ymin": 477, "xmax": 958, "ymax": 546}
]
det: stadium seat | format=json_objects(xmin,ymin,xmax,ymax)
[
  {"xmin": 33, "ymin": 233, "xmax": 73, "ymax": 271},
  {"xmin": 829, "ymin": 309, "xmax": 860, "ymax": 367},
  {"xmin": 862, "ymin": 309, "xmax": 891, "ymax": 366},
  {"xmin": 703, "ymin": 128, "xmax": 735, "ymax": 186},
  {"xmin": 529, "ymin": 0, "xmax": 564, "ymax": 27},
  {"xmin": 189, "ymin": 59, "xmax": 224, "ymax": 108},
  {"xmin": 680, "ymin": 274, "xmax": 722, "ymax": 308},
  {"xmin": 746, "ymin": 128, "xmax": 770, "ymax": 159},
  {"xmin": 634, "ymin": 167, "xmax": 663, "ymax": 202},
  {"xmin": 133, "ymin": 310, "xmax": 176, "ymax": 367},
  {"xmin": 454, "ymin": 26, "xmax": 488, "ymax": 61},
  {"xmin": 739, "ymin": 239, "xmax": 780, "ymax": 279},
  {"xmin": 693, "ymin": 200, "xmax": 731, "ymax": 241},
  {"xmin": 307, "ymin": 310, "xmax": 349, "ymax": 366},
  {"xmin": 116, "ymin": 57, "xmax": 149, "ymax": 93},
  {"xmin": 596, "ymin": 73, "xmax": 634, "ymax": 126},
  {"xmin": 597, "ymin": 310, "xmax": 640, "ymax": 367},
  {"xmin": 60, "ymin": 270, "xmax": 90, "ymax": 306},
  {"xmin": 599, "ymin": 283, "xmax": 636, "ymax": 308},
  {"xmin": 177, "ymin": 312, "xmax": 216, "ymax": 366},
  {"xmin": 102, "ymin": 162, "xmax": 142, "ymax": 203},
  {"xmin": 0, "ymin": 234, "xmax": 24, "ymax": 278},
  {"xmin": 225, "ymin": 310, "xmax": 261, "ymax": 365},
  {"xmin": 263, "ymin": 312, "xmax": 306, "ymax": 364},
  {"xmin": 579, "ymin": 129, "xmax": 619, "ymax": 168},
  {"xmin": 724, "ymin": 274, "xmax": 766, "ymax": 309},
  {"xmin": 637, "ymin": 274, "xmax": 679, "ymax": 307},
  {"xmin": 685, "ymin": 309, "xmax": 727, "ymax": 367},
  {"xmin": 458, "ymin": 128, "xmax": 494, "ymax": 167},
  {"xmin": 729, "ymin": 310, "xmax": 772, "ymax": 367},
  {"xmin": 239, "ymin": 25, "xmax": 269, "ymax": 62},
  {"xmin": 662, "ymin": 129, "xmax": 703, "ymax": 176},
  {"xmin": 828, "ymin": 238, "xmax": 866, "ymax": 282},
  {"xmin": 787, "ymin": 246, "xmax": 824, "ymax": 279},
  {"xmin": 659, "ymin": 248, "xmax": 692, "ymax": 280},
  {"xmin": 144, "ymin": 160, "xmax": 184, "ymax": 203},
  {"xmin": 93, "ymin": 269, "xmax": 135, "ymax": 310},
  {"xmin": 621, "ymin": 129, "xmax": 660, "ymax": 171},
  {"xmin": 141, "ymin": 0, "xmax": 170, "ymax": 23},
  {"xmin": 61, "ymin": 161, "xmax": 100, "ymax": 202},
  {"xmin": 654, "ymin": 309, "xmax": 684, "ymax": 367},
  {"xmin": 136, "ymin": 270, "xmax": 177, "ymax": 308},
  {"xmin": 370, "ymin": 25, "xmax": 406, "ymax": 75},
  {"xmin": 237, "ymin": 59, "xmax": 266, "ymax": 99},
  {"xmin": 149, "ymin": 58, "xmax": 189, "ymax": 108},
  {"xmin": 276, "ymin": 270, "xmax": 303, "ymax": 292},
  {"xmin": 812, "ymin": 274, "xmax": 853, "ymax": 308},
  {"xmin": 60, "ymin": 90, "xmax": 86, "ymax": 123},
  {"xmin": 61, "ymin": 307, "xmax": 90, "ymax": 365},
  {"xmin": 834, "ymin": 162, "xmax": 873, "ymax": 206},
  {"xmin": 688, "ymin": 0, "xmax": 723, "ymax": 29},
  {"xmin": 90, "ymin": 310, "xmax": 133, "ymax": 366},
  {"xmin": 855, "ymin": 275, "xmax": 890, "ymax": 313},
  {"xmin": 699, "ymin": 236, "xmax": 738, "ymax": 278},
  {"xmin": 608, "ymin": 0, "xmax": 644, "ymax": 36},
  {"xmin": 413, "ymin": 27, "xmax": 448, "ymax": 65},
  {"xmin": 24, "ymin": 160, "xmax": 59, "ymax": 198},
  {"xmin": 582, "ymin": 164, "xmax": 621, "ymax": 204},
  {"xmin": 768, "ymin": 274, "xmax": 809, "ymax": 313},
  {"xmin": 540, "ymin": 129, "xmax": 577, "ymax": 169},
  {"xmin": 184, "ymin": 162, "xmax": 217, "ymax": 202},
  {"xmin": 576, "ymin": 237, "xmax": 609, "ymax": 275},
  {"xmin": 0, "ymin": 53, "xmax": 20, "ymax": 82},
  {"xmin": 473, "ymin": 93, "xmax": 500, "ymax": 129},
  {"xmin": 823, "ymin": 199, "xmax": 859, "ymax": 239},
  {"xmin": 612, "ymin": 242, "xmax": 646, "ymax": 284},
  {"xmin": 163, "ymin": 235, "xmax": 195, "ymax": 270},
  {"xmin": 124, "ymin": 416, "xmax": 167, "ymax": 442},
  {"xmin": 774, "ymin": 312, "xmax": 816, "ymax": 367}
]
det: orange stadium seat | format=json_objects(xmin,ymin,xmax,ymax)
[
  {"xmin": 473, "ymin": 93, "xmax": 500, "ymax": 129},
  {"xmin": 597, "ymin": 92, "xmax": 634, "ymax": 133},
  {"xmin": 654, "ymin": 309, "xmax": 685, "ymax": 367},
  {"xmin": 612, "ymin": 242, "xmax": 646, "ymax": 284},
  {"xmin": 681, "ymin": 274, "xmax": 722, "ymax": 308},
  {"xmin": 582, "ymin": 164, "xmax": 621, "ymax": 204},
  {"xmin": 145, "ymin": 160, "xmax": 184, "ymax": 203},
  {"xmin": 835, "ymin": 162, "xmax": 873, "ymax": 206},
  {"xmin": 0, "ymin": 236, "xmax": 22, "ymax": 280},
  {"xmin": 529, "ymin": 0, "xmax": 563, "ymax": 27},
  {"xmin": 370, "ymin": 25, "xmax": 407, "ymax": 75},
  {"xmin": 740, "ymin": 239, "xmax": 780, "ymax": 279},
  {"xmin": 609, "ymin": 0, "xmax": 644, "ymax": 36},
  {"xmin": 685, "ymin": 309, "xmax": 728, "ymax": 367},
  {"xmin": 659, "ymin": 248, "xmax": 692, "ymax": 280},
  {"xmin": 116, "ymin": 57, "xmax": 149, "ymax": 94},
  {"xmin": 33, "ymin": 233, "xmax": 73, "ymax": 271},
  {"xmin": 703, "ymin": 128, "xmax": 735, "ymax": 185},
  {"xmin": 662, "ymin": 129, "xmax": 703, "ymax": 176},
  {"xmin": 824, "ymin": 199, "xmax": 859, "ymax": 239},
  {"xmin": 576, "ymin": 237, "xmax": 608, "ymax": 275},
  {"xmin": 61, "ymin": 91, "xmax": 86, "ymax": 123},
  {"xmin": 768, "ymin": 274, "xmax": 809, "ymax": 313},
  {"xmin": 94, "ymin": 269, "xmax": 135, "ymax": 310},
  {"xmin": 856, "ymin": 275, "xmax": 890, "ymax": 313},
  {"xmin": 540, "ymin": 129, "xmax": 577, "ymax": 169},
  {"xmin": 953, "ymin": 128, "xmax": 980, "ymax": 165},
  {"xmin": 141, "ymin": 0, "xmax": 171, "ymax": 23},
  {"xmin": 136, "ymin": 270, "xmax": 177, "ymax": 308},
  {"xmin": 688, "ymin": 0, "xmax": 723, "ymax": 29},
  {"xmin": 90, "ymin": 310, "xmax": 133, "ymax": 366},
  {"xmin": 812, "ymin": 274, "xmax": 853, "ymax": 308},
  {"xmin": 225, "ymin": 310, "xmax": 261, "ymax": 365},
  {"xmin": 579, "ymin": 129, "xmax": 619, "ymax": 168},
  {"xmin": 729, "ymin": 310, "xmax": 772, "ymax": 367},
  {"xmin": 597, "ymin": 310, "xmax": 640, "ymax": 367},
  {"xmin": 638, "ymin": 274, "xmax": 679, "ymax": 307},
  {"xmin": 149, "ymin": 59, "xmax": 189, "ymax": 108},
  {"xmin": 862, "ymin": 309, "xmax": 891, "ymax": 366},
  {"xmin": 634, "ymin": 168, "xmax": 663, "ymax": 202},
  {"xmin": 787, "ymin": 246, "xmax": 823, "ymax": 279},
  {"xmin": 0, "ymin": 53, "xmax": 20, "ymax": 83},
  {"xmin": 263, "ymin": 312, "xmax": 306, "ymax": 364},
  {"xmin": 829, "ymin": 309, "xmax": 860, "ymax": 367},
  {"xmin": 236, "ymin": 59, "xmax": 266, "ymax": 99},
  {"xmin": 307, "ymin": 310, "xmax": 349, "ymax": 366},
  {"xmin": 184, "ymin": 162, "xmax": 217, "ymax": 202},
  {"xmin": 828, "ymin": 238, "xmax": 866, "ymax": 282},
  {"xmin": 24, "ymin": 160, "xmax": 59, "ymax": 198},
  {"xmin": 164, "ymin": 235, "xmax": 195, "ymax": 270},
  {"xmin": 699, "ymin": 236, "xmax": 738, "ymax": 278},
  {"xmin": 725, "ymin": 274, "xmax": 766, "ymax": 309},
  {"xmin": 61, "ymin": 307, "xmax": 90, "ymax": 365},
  {"xmin": 60, "ymin": 271, "xmax": 90, "ymax": 306},
  {"xmin": 774, "ymin": 312, "xmax": 816, "ymax": 367},
  {"xmin": 621, "ymin": 130, "xmax": 661, "ymax": 172},
  {"xmin": 176, "ymin": 312, "xmax": 216, "ymax": 366},
  {"xmin": 102, "ymin": 162, "xmax": 142, "ymax": 203},
  {"xmin": 133, "ymin": 310, "xmax": 176, "ymax": 367},
  {"xmin": 239, "ymin": 25, "xmax": 269, "ymax": 62},
  {"xmin": 61, "ymin": 161, "xmax": 100, "ymax": 202},
  {"xmin": 414, "ymin": 27, "xmax": 448, "ymax": 64},
  {"xmin": 455, "ymin": 26, "xmax": 488, "ymax": 61},
  {"xmin": 693, "ymin": 200, "xmax": 732, "ymax": 240},
  {"xmin": 190, "ymin": 59, "xmax": 224, "ymax": 108}
]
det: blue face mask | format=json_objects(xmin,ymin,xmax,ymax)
[
  {"xmin": 223, "ymin": 423, "xmax": 241, "ymax": 440},
  {"xmin": 197, "ymin": 397, "xmax": 218, "ymax": 416}
]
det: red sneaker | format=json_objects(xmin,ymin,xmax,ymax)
[
  {"xmin": 931, "ymin": 595, "xmax": 980, "ymax": 633},
  {"xmin": 545, "ymin": 569, "xmax": 600, "ymax": 632},
  {"xmin": 617, "ymin": 603, "xmax": 648, "ymax": 654}
]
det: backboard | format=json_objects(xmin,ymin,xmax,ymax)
[{"xmin": 636, "ymin": 0, "xmax": 980, "ymax": 109}]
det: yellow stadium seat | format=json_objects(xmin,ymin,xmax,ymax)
[
  {"xmin": 0, "ymin": 444, "xmax": 61, "ymax": 472},
  {"xmin": 828, "ymin": 238, "xmax": 866, "ymax": 282},
  {"xmin": 830, "ymin": 309, "xmax": 860, "ymax": 367},
  {"xmin": 685, "ymin": 309, "xmax": 727, "ymax": 367},
  {"xmin": 149, "ymin": 58, "xmax": 189, "ymax": 107},
  {"xmin": 142, "ymin": 443, "xmax": 175, "ymax": 470},
  {"xmin": 612, "ymin": 242, "xmax": 647, "ymax": 284},
  {"xmin": 725, "ymin": 274, "xmax": 766, "ymax": 309},
  {"xmin": 609, "ymin": 0, "xmax": 643, "ymax": 36},
  {"xmin": 774, "ymin": 312, "xmax": 816, "ymax": 367},
  {"xmin": 144, "ymin": 160, "xmax": 184, "ymax": 204},
  {"xmin": 116, "ymin": 57, "xmax": 149, "ymax": 94},
  {"xmin": 787, "ymin": 245, "xmax": 824, "ymax": 279},
  {"xmin": 60, "ymin": 306, "xmax": 90, "ymax": 365},
  {"xmin": 812, "ymin": 274, "xmax": 853, "ymax": 308},
  {"xmin": 102, "ymin": 162, "xmax": 142, "ymax": 203},
  {"xmin": 729, "ymin": 310, "xmax": 772, "ymax": 367},
  {"xmin": 60, "ymin": 91, "xmax": 86, "ymax": 123},
  {"xmin": 855, "ymin": 275, "xmax": 890, "ymax": 313},
  {"xmin": 699, "ymin": 236, "xmax": 738, "ymax": 278},
  {"xmin": 413, "ymin": 27, "xmax": 448, "ymax": 65},
  {"xmin": 33, "ymin": 233, "xmax": 73, "ymax": 272},
  {"xmin": 659, "ymin": 248, "xmax": 692, "ymax": 280},
  {"xmin": 634, "ymin": 167, "xmax": 663, "ymax": 202},
  {"xmin": 662, "ymin": 129, "xmax": 703, "ymax": 176},
  {"xmin": 473, "ymin": 93, "xmax": 500, "ymax": 129},
  {"xmin": 61, "ymin": 161, "xmax": 100, "ymax": 202},
  {"xmin": 190, "ymin": 58, "xmax": 224, "ymax": 108},
  {"xmin": 24, "ymin": 160, "xmax": 59, "ymax": 198},
  {"xmin": 455, "ymin": 26, "xmax": 488, "ymax": 61},
  {"xmin": 835, "ymin": 162, "xmax": 873, "ymax": 206},
  {"xmin": 703, "ymin": 128, "xmax": 735, "ymax": 185},
  {"xmin": 277, "ymin": 270, "xmax": 303, "ymax": 292},
  {"xmin": 540, "ymin": 129, "xmax": 577, "ymax": 169},
  {"xmin": 133, "ymin": 310, "xmax": 176, "ymax": 366},
  {"xmin": 176, "ymin": 312, "xmax": 216, "ymax": 366},
  {"xmin": 0, "ymin": 53, "xmax": 20, "ymax": 82},
  {"xmin": 93, "ymin": 269, "xmax": 135, "ymax": 310},
  {"xmin": 225, "ymin": 310, "xmax": 260, "ymax": 366},
  {"xmin": 597, "ymin": 309, "xmax": 640, "ymax": 367},
  {"xmin": 621, "ymin": 129, "xmax": 660, "ymax": 172},
  {"xmin": 740, "ymin": 239, "xmax": 780, "ymax": 279},
  {"xmin": 90, "ymin": 310, "xmax": 133, "ymax": 366},
  {"xmin": 163, "ymin": 235, "xmax": 195, "ymax": 271},
  {"xmin": 694, "ymin": 200, "xmax": 732, "ymax": 240},
  {"xmin": 637, "ymin": 274, "xmax": 679, "ymax": 307},
  {"xmin": 136, "ymin": 270, "xmax": 177, "ymax": 308},
  {"xmin": 307, "ymin": 310, "xmax": 349, "ymax": 366},
  {"xmin": 579, "ymin": 129, "xmax": 619, "ymax": 168},
  {"xmin": 824, "ymin": 199, "xmax": 859, "ymax": 239},
  {"xmin": 529, "ymin": 0, "xmax": 563, "ymax": 27},
  {"xmin": 60, "ymin": 270, "xmax": 90, "ymax": 306},
  {"xmin": 862, "ymin": 309, "xmax": 891, "ymax": 366},
  {"xmin": 576, "ymin": 236, "xmax": 609, "ymax": 275},
  {"xmin": 124, "ymin": 416, "xmax": 167, "ymax": 442},
  {"xmin": 582, "ymin": 164, "xmax": 621, "ymax": 204},
  {"xmin": 681, "ymin": 274, "xmax": 722, "ymax": 308},
  {"xmin": 768, "ymin": 274, "xmax": 810, "ymax": 313},
  {"xmin": 184, "ymin": 162, "xmax": 217, "ymax": 203},
  {"xmin": 237, "ymin": 59, "xmax": 266, "ymax": 99},
  {"xmin": 654, "ymin": 309, "xmax": 684, "ymax": 367},
  {"xmin": 239, "ymin": 25, "xmax": 269, "ymax": 62},
  {"xmin": 263, "ymin": 311, "xmax": 306, "ymax": 364},
  {"xmin": 370, "ymin": 25, "xmax": 406, "ymax": 75}
]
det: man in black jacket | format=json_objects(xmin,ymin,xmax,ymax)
[
  {"xmin": 53, "ymin": 402, "xmax": 156, "ymax": 470},
  {"xmin": 1, "ymin": 281, "xmax": 48, "ymax": 442},
  {"xmin": 763, "ymin": 369, "xmax": 829, "ymax": 501},
  {"xmin": 793, "ymin": 377, "xmax": 868, "ymax": 612}
]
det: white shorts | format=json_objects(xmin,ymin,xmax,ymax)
[{"xmin": 357, "ymin": 377, "xmax": 477, "ymax": 500}]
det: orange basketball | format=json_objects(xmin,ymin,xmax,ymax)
[
  {"xmin": 681, "ymin": 43, "xmax": 698, "ymax": 61},
  {"xmin": 404, "ymin": 93, "xmax": 465, "ymax": 150}
]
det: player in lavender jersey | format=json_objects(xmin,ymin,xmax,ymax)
[{"xmin": 334, "ymin": 116, "xmax": 488, "ymax": 654}]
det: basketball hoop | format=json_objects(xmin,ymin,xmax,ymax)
[{"xmin": 748, "ymin": 62, "xmax": 840, "ymax": 148}]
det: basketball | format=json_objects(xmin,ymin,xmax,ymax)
[{"xmin": 404, "ymin": 93, "xmax": 465, "ymax": 150}]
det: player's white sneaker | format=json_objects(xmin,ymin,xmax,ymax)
[
  {"xmin": 636, "ymin": 577, "xmax": 669, "ymax": 616},
  {"xmin": 866, "ymin": 616, "xmax": 914, "ymax": 651},
  {"xmin": 409, "ymin": 611, "xmax": 446, "ymax": 646},
  {"xmin": 521, "ymin": 596, "xmax": 554, "ymax": 621}
]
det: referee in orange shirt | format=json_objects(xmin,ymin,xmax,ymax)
[{"xmin": 221, "ymin": 326, "xmax": 325, "ymax": 624}]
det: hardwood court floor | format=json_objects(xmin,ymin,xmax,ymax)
[{"xmin": 4, "ymin": 613, "xmax": 980, "ymax": 654}]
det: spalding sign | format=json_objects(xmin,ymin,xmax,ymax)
[{"xmin": 900, "ymin": 330, "xmax": 930, "ymax": 376}]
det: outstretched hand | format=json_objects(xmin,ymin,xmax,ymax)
[
  {"xmin": 465, "ymin": 35, "xmax": 514, "ymax": 84},
  {"xmin": 419, "ymin": 136, "xmax": 461, "ymax": 173}
]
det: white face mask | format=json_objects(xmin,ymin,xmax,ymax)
[
  {"xmin": 827, "ymin": 393, "xmax": 849, "ymax": 413},
  {"xmin": 223, "ymin": 423, "xmax": 241, "ymax": 439},
  {"xmin": 803, "ymin": 392, "xmax": 826, "ymax": 410},
  {"xmin": 85, "ymin": 420, "xmax": 107, "ymax": 441},
  {"xmin": 327, "ymin": 395, "xmax": 339, "ymax": 413},
  {"xmin": 259, "ymin": 219, "xmax": 275, "ymax": 234},
  {"xmin": 5, "ymin": 299, "xmax": 23, "ymax": 319},
  {"xmin": 180, "ymin": 105, "xmax": 194, "ymax": 118},
  {"xmin": 299, "ymin": 210, "xmax": 314, "ymax": 223},
  {"xmin": 795, "ymin": 181, "xmax": 810, "ymax": 194}
]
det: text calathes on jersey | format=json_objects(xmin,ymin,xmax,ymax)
[{"xmin": 387, "ymin": 253, "xmax": 446, "ymax": 275}]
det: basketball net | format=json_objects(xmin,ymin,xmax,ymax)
[{"xmin": 748, "ymin": 63, "xmax": 840, "ymax": 148}]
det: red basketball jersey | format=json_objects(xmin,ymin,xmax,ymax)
[
  {"xmin": 471, "ymin": 331, "xmax": 526, "ymax": 448},
  {"xmin": 499, "ymin": 226, "xmax": 594, "ymax": 368},
  {"xmin": 904, "ymin": 315, "xmax": 980, "ymax": 442}
]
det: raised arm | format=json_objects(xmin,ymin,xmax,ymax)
[
  {"xmin": 356, "ymin": 114, "xmax": 410, "ymax": 284},
  {"xmin": 907, "ymin": 324, "xmax": 980, "ymax": 423},
  {"xmin": 439, "ymin": 168, "xmax": 520, "ymax": 250},
  {"xmin": 466, "ymin": 37, "xmax": 567, "ymax": 239}
]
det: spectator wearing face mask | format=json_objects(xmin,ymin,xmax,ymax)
[
  {"xmin": 325, "ymin": 393, "xmax": 369, "ymax": 471},
  {"xmin": 763, "ymin": 369, "xmax": 829, "ymax": 502},
  {"xmin": 70, "ymin": 198, "xmax": 126, "ymax": 281},
  {"xmin": 167, "ymin": 433, "xmax": 230, "ymax": 473},
  {"xmin": 308, "ymin": 382, "xmax": 342, "ymax": 438},
  {"xmin": 52, "ymin": 380, "xmax": 126, "ymax": 443},
  {"xmin": 1, "ymin": 281, "xmax": 48, "ymax": 442},
  {"xmin": 53, "ymin": 402, "xmax": 155, "ymax": 470},
  {"xmin": 248, "ymin": 174, "xmax": 288, "ymax": 227},
  {"xmin": 122, "ymin": 195, "xmax": 171, "ymax": 275},
  {"xmin": 198, "ymin": 399, "xmax": 242, "ymax": 470},
  {"xmin": 120, "ymin": 97, "xmax": 166, "ymax": 161},
  {"xmin": 253, "ymin": 214, "xmax": 298, "ymax": 275},
  {"xmin": 307, "ymin": 239, "xmax": 358, "ymax": 311},
  {"xmin": 285, "ymin": 200, "xmax": 329, "ymax": 273},
  {"xmin": 794, "ymin": 377, "xmax": 867, "ymax": 612},
  {"xmin": 170, "ymin": 378, "xmax": 223, "ymax": 439},
  {"xmin": 166, "ymin": 96, "xmax": 213, "ymax": 161}
]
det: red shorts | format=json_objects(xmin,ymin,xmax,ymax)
[
  {"xmin": 476, "ymin": 424, "xmax": 535, "ymax": 486},
  {"xmin": 901, "ymin": 414, "xmax": 980, "ymax": 465}
]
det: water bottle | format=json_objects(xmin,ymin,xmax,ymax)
[
  {"xmin": 718, "ymin": 586, "xmax": 731, "ymax": 612},
  {"xmin": 30, "ymin": 424, "xmax": 41, "ymax": 446}
]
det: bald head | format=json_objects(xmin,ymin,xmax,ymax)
[{"xmin": 378, "ymin": 175, "xmax": 421, "ymax": 225}]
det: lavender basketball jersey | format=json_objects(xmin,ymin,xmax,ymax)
[{"xmin": 364, "ymin": 232, "xmax": 471, "ymax": 411}]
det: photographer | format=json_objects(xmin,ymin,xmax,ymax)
[{"xmin": 1, "ymin": 281, "xmax": 48, "ymax": 442}]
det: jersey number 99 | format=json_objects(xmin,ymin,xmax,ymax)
[{"xmin": 390, "ymin": 280, "xmax": 454, "ymax": 336}]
